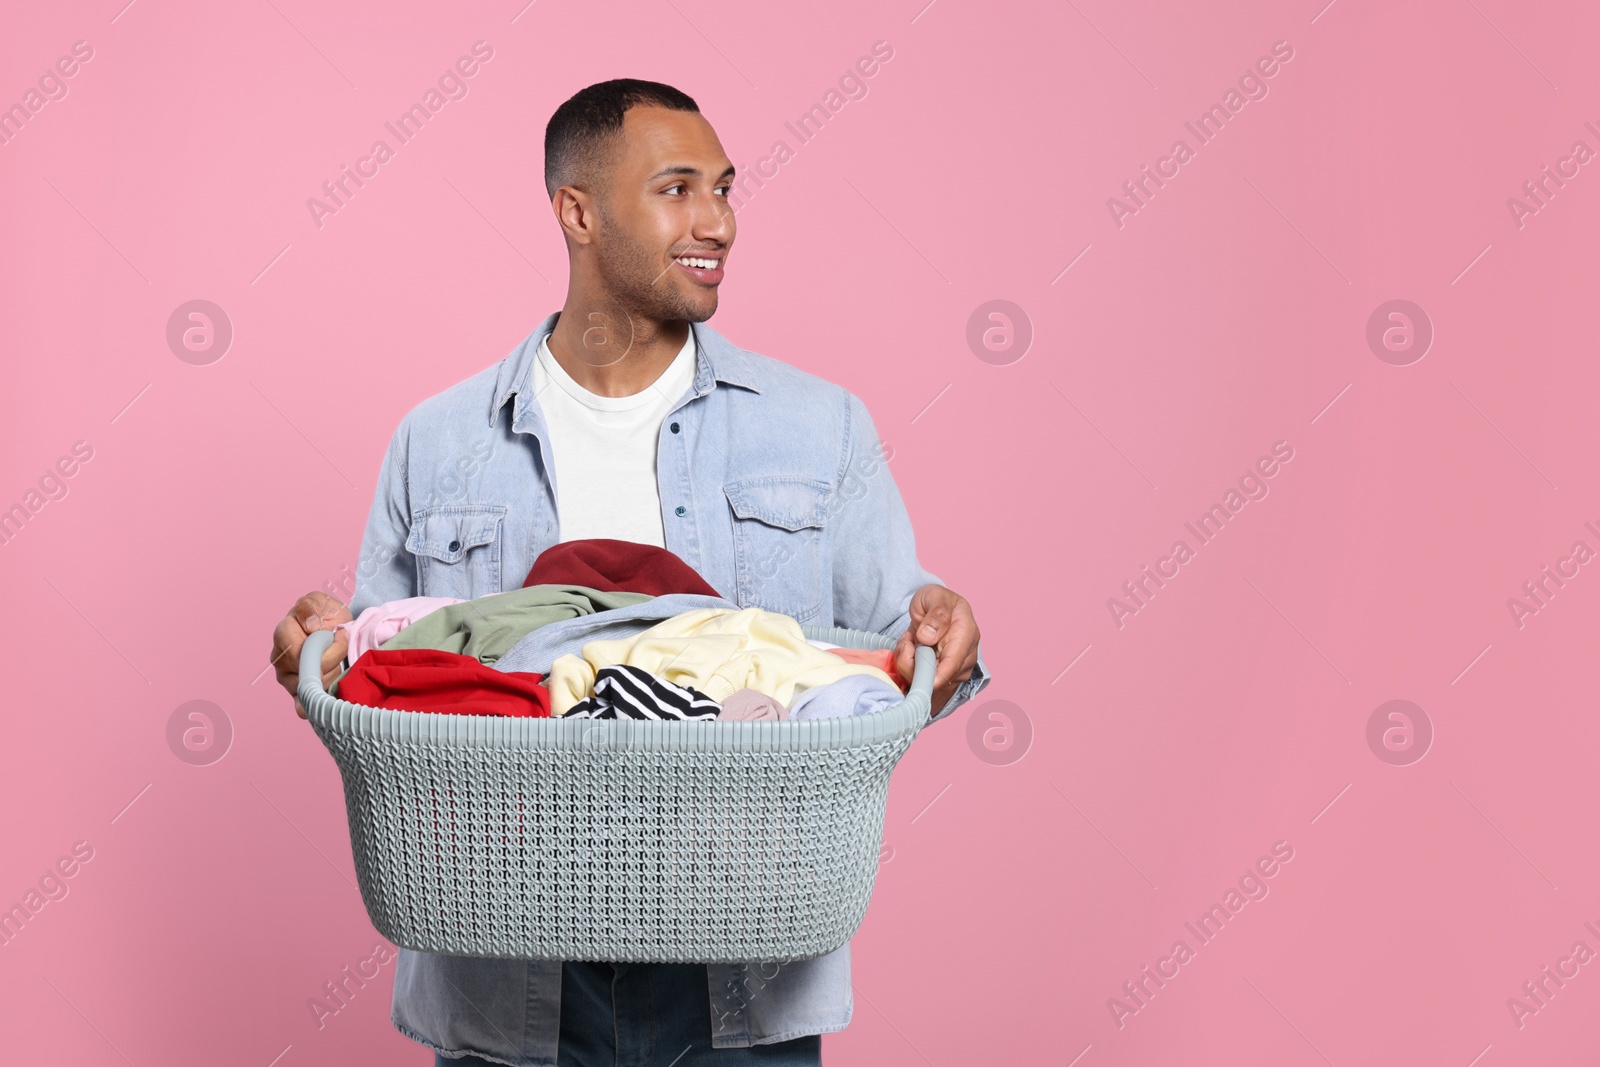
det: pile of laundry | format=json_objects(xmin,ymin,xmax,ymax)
[{"xmin": 329, "ymin": 539, "xmax": 909, "ymax": 722}]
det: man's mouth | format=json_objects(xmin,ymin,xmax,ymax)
[{"xmin": 672, "ymin": 253, "xmax": 724, "ymax": 285}]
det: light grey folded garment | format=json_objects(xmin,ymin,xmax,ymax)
[
  {"xmin": 788, "ymin": 672, "xmax": 904, "ymax": 720},
  {"xmin": 492, "ymin": 593, "xmax": 739, "ymax": 677}
]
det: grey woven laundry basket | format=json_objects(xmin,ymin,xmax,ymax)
[{"xmin": 299, "ymin": 623, "xmax": 935, "ymax": 964}]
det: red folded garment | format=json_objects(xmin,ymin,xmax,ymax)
[
  {"xmin": 823, "ymin": 647, "xmax": 911, "ymax": 694},
  {"xmin": 521, "ymin": 537, "xmax": 721, "ymax": 598},
  {"xmin": 337, "ymin": 648, "xmax": 551, "ymax": 717}
]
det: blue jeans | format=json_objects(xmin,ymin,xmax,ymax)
[{"xmin": 433, "ymin": 960, "xmax": 824, "ymax": 1066}]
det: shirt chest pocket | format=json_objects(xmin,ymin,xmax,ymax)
[
  {"xmin": 405, "ymin": 503, "xmax": 507, "ymax": 599},
  {"xmin": 723, "ymin": 476, "xmax": 833, "ymax": 624}
]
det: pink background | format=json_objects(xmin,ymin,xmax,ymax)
[{"xmin": 2, "ymin": 0, "xmax": 1596, "ymax": 1063}]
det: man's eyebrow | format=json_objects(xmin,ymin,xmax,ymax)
[{"xmin": 647, "ymin": 164, "xmax": 738, "ymax": 182}]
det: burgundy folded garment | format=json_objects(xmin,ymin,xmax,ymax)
[
  {"xmin": 521, "ymin": 537, "xmax": 721, "ymax": 598},
  {"xmin": 337, "ymin": 648, "xmax": 551, "ymax": 717}
]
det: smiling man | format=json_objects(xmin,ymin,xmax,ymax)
[{"xmin": 270, "ymin": 79, "xmax": 990, "ymax": 1066}]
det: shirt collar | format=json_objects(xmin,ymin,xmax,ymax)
[{"xmin": 489, "ymin": 312, "xmax": 763, "ymax": 429}]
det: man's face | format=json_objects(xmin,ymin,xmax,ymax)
[{"xmin": 591, "ymin": 106, "xmax": 736, "ymax": 324}]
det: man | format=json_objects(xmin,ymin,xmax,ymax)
[{"xmin": 270, "ymin": 79, "xmax": 991, "ymax": 1066}]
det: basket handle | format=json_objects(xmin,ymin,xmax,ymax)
[
  {"xmin": 298, "ymin": 628, "xmax": 340, "ymax": 714},
  {"xmin": 907, "ymin": 641, "xmax": 937, "ymax": 709}
]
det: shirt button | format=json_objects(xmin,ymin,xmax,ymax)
[
  {"xmin": 670, "ymin": 421, "xmax": 681, "ymax": 434},
  {"xmin": 674, "ymin": 506, "xmax": 686, "ymax": 516},
  {"xmin": 448, "ymin": 539, "xmax": 461, "ymax": 552}
]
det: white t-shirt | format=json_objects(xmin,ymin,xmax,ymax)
[{"xmin": 532, "ymin": 328, "xmax": 696, "ymax": 547}]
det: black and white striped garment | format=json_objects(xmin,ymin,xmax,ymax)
[{"xmin": 564, "ymin": 663, "xmax": 722, "ymax": 721}]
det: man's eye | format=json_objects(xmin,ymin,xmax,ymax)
[
  {"xmin": 664, "ymin": 184, "xmax": 685, "ymax": 195},
  {"xmin": 715, "ymin": 186, "xmax": 730, "ymax": 197}
]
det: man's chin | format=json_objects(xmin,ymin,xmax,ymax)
[
  {"xmin": 680, "ymin": 296, "xmax": 718, "ymax": 323},
  {"xmin": 635, "ymin": 285, "xmax": 717, "ymax": 324}
]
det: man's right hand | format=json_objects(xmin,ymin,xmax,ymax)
[{"xmin": 272, "ymin": 592, "xmax": 353, "ymax": 719}]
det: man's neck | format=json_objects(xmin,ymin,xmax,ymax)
[{"xmin": 547, "ymin": 300, "xmax": 689, "ymax": 398}]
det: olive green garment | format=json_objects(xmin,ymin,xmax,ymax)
[{"xmin": 376, "ymin": 584, "xmax": 654, "ymax": 665}]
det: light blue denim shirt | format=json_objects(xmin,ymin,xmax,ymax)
[{"xmin": 346, "ymin": 311, "xmax": 992, "ymax": 1065}]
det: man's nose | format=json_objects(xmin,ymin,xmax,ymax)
[{"xmin": 694, "ymin": 189, "xmax": 735, "ymax": 242}]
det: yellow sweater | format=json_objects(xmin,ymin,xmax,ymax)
[{"xmin": 547, "ymin": 607, "xmax": 899, "ymax": 715}]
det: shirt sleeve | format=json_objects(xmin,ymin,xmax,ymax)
[
  {"xmin": 349, "ymin": 422, "xmax": 417, "ymax": 619},
  {"xmin": 828, "ymin": 391, "xmax": 991, "ymax": 724}
]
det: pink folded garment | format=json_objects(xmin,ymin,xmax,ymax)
[
  {"xmin": 805, "ymin": 640, "xmax": 910, "ymax": 694},
  {"xmin": 336, "ymin": 596, "xmax": 467, "ymax": 662},
  {"xmin": 717, "ymin": 687, "xmax": 788, "ymax": 722}
]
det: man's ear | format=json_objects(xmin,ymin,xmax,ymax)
[{"xmin": 554, "ymin": 186, "xmax": 598, "ymax": 246}]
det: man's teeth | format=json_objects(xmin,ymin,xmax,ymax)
[{"xmin": 676, "ymin": 256, "xmax": 719, "ymax": 269}]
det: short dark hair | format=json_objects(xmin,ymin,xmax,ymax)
[{"xmin": 544, "ymin": 79, "xmax": 700, "ymax": 200}]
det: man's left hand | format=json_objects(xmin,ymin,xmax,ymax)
[{"xmin": 893, "ymin": 584, "xmax": 980, "ymax": 717}]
